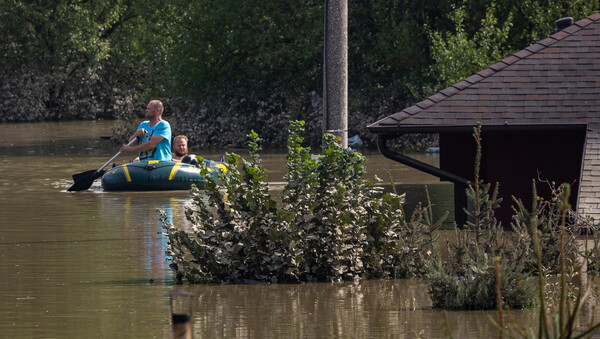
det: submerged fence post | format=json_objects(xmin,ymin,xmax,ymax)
[
  {"xmin": 323, "ymin": 0, "xmax": 348, "ymax": 148},
  {"xmin": 170, "ymin": 291, "xmax": 194, "ymax": 339}
]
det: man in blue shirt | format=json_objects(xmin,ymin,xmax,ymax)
[{"xmin": 120, "ymin": 100, "xmax": 172, "ymax": 161}]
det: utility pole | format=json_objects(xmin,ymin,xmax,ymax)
[{"xmin": 323, "ymin": 0, "xmax": 348, "ymax": 148}]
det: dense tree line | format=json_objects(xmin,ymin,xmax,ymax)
[{"xmin": 1, "ymin": 0, "xmax": 597, "ymax": 147}]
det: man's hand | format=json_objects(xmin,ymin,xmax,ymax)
[
  {"xmin": 128, "ymin": 129, "xmax": 148, "ymax": 144},
  {"xmin": 135, "ymin": 129, "xmax": 148, "ymax": 138},
  {"xmin": 121, "ymin": 134, "xmax": 164, "ymax": 154},
  {"xmin": 120, "ymin": 144, "xmax": 135, "ymax": 153}
]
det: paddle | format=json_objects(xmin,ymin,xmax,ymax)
[{"xmin": 67, "ymin": 138, "xmax": 137, "ymax": 192}]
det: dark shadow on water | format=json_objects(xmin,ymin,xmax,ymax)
[
  {"xmin": 0, "ymin": 237, "xmax": 151, "ymax": 246},
  {"xmin": 385, "ymin": 183, "xmax": 455, "ymax": 228},
  {"xmin": 91, "ymin": 278, "xmax": 174, "ymax": 286}
]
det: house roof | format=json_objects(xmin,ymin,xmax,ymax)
[{"xmin": 367, "ymin": 12, "xmax": 600, "ymax": 134}]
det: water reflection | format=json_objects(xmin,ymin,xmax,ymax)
[
  {"xmin": 5, "ymin": 121, "xmax": 585, "ymax": 338},
  {"xmin": 0, "ymin": 122, "xmax": 177, "ymax": 337},
  {"xmin": 185, "ymin": 279, "xmax": 542, "ymax": 338}
]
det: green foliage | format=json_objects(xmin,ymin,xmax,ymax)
[
  {"xmin": 427, "ymin": 1, "xmax": 513, "ymax": 92},
  {"xmin": 584, "ymin": 229, "xmax": 600, "ymax": 274},
  {"xmin": 283, "ymin": 129, "xmax": 371, "ymax": 281},
  {"xmin": 348, "ymin": 1, "xmax": 453, "ymax": 92},
  {"xmin": 0, "ymin": 0, "xmax": 128, "ymax": 70},
  {"xmin": 498, "ymin": 183, "xmax": 600, "ymax": 339},
  {"xmin": 162, "ymin": 130, "xmax": 288, "ymax": 283},
  {"xmin": 162, "ymin": 0, "xmax": 324, "ymax": 98},
  {"xmin": 510, "ymin": 181, "xmax": 579, "ymax": 275},
  {"xmin": 498, "ymin": 0, "xmax": 600, "ymax": 50},
  {"xmin": 426, "ymin": 254, "xmax": 534, "ymax": 310},
  {"xmin": 283, "ymin": 122, "xmax": 446, "ymax": 280},
  {"xmin": 464, "ymin": 123, "xmax": 504, "ymax": 254},
  {"xmin": 425, "ymin": 0, "xmax": 598, "ymax": 93},
  {"xmin": 428, "ymin": 216, "xmax": 537, "ymax": 310},
  {"xmin": 161, "ymin": 121, "xmax": 442, "ymax": 283},
  {"xmin": 2, "ymin": 0, "xmax": 598, "ymax": 127},
  {"xmin": 0, "ymin": 0, "xmax": 166, "ymax": 122},
  {"xmin": 426, "ymin": 123, "xmax": 537, "ymax": 310},
  {"xmin": 384, "ymin": 188, "xmax": 447, "ymax": 279},
  {"xmin": 427, "ymin": 123, "xmax": 596, "ymax": 314}
]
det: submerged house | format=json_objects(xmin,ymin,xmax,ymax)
[{"xmin": 367, "ymin": 13, "xmax": 600, "ymax": 225}]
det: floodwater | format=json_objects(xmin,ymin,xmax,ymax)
[{"xmin": 0, "ymin": 120, "xmax": 556, "ymax": 338}]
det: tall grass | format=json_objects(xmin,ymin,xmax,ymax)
[{"xmin": 493, "ymin": 182, "xmax": 600, "ymax": 338}]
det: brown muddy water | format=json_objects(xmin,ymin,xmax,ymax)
[{"xmin": 0, "ymin": 121, "xmax": 555, "ymax": 338}]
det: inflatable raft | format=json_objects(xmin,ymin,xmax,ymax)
[{"xmin": 101, "ymin": 159, "xmax": 227, "ymax": 191}]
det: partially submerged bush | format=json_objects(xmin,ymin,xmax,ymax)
[
  {"xmin": 510, "ymin": 181, "xmax": 580, "ymax": 275},
  {"xmin": 426, "ymin": 123, "xmax": 537, "ymax": 310},
  {"xmin": 585, "ymin": 230, "xmax": 600, "ymax": 274},
  {"xmin": 498, "ymin": 183, "xmax": 600, "ymax": 338},
  {"xmin": 381, "ymin": 188, "xmax": 446, "ymax": 279},
  {"xmin": 427, "ymin": 123, "xmax": 591, "ymax": 311},
  {"xmin": 161, "ymin": 121, "xmax": 441, "ymax": 284},
  {"xmin": 426, "ymin": 253, "xmax": 534, "ymax": 310}
]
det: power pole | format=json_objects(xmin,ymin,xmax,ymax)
[{"xmin": 323, "ymin": 0, "xmax": 348, "ymax": 148}]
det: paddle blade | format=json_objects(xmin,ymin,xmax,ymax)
[
  {"xmin": 72, "ymin": 169, "xmax": 98, "ymax": 182},
  {"xmin": 67, "ymin": 169, "xmax": 106, "ymax": 192}
]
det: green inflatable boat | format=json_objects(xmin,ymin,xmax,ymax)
[{"xmin": 101, "ymin": 159, "xmax": 227, "ymax": 191}]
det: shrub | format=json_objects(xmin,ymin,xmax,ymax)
[
  {"xmin": 161, "ymin": 120, "xmax": 440, "ymax": 284},
  {"xmin": 426, "ymin": 253, "xmax": 534, "ymax": 310},
  {"xmin": 584, "ymin": 230, "xmax": 600, "ymax": 274},
  {"xmin": 497, "ymin": 183, "xmax": 600, "ymax": 338},
  {"xmin": 509, "ymin": 181, "xmax": 580, "ymax": 275},
  {"xmin": 426, "ymin": 123, "xmax": 537, "ymax": 310}
]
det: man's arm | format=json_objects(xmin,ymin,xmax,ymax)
[
  {"xmin": 128, "ymin": 128, "xmax": 147, "ymax": 143},
  {"xmin": 121, "ymin": 135, "xmax": 164, "ymax": 153}
]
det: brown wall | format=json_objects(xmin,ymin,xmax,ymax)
[{"xmin": 440, "ymin": 128, "xmax": 586, "ymax": 226}]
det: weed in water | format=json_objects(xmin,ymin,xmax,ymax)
[{"xmin": 426, "ymin": 123, "xmax": 536, "ymax": 310}]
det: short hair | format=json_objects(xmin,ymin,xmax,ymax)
[
  {"xmin": 173, "ymin": 135, "xmax": 188, "ymax": 143},
  {"xmin": 150, "ymin": 100, "xmax": 164, "ymax": 115}
]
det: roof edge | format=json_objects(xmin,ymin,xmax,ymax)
[
  {"xmin": 381, "ymin": 12, "xmax": 600, "ymax": 126},
  {"xmin": 367, "ymin": 123, "xmax": 588, "ymax": 135}
]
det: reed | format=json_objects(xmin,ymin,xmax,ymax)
[{"xmin": 490, "ymin": 182, "xmax": 600, "ymax": 338}]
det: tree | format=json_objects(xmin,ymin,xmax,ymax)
[
  {"xmin": 162, "ymin": 0, "xmax": 324, "ymax": 99},
  {"xmin": 427, "ymin": 0, "xmax": 599, "ymax": 93}
]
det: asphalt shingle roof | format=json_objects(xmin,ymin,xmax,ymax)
[
  {"xmin": 367, "ymin": 12, "xmax": 600, "ymax": 221},
  {"xmin": 367, "ymin": 12, "xmax": 600, "ymax": 132}
]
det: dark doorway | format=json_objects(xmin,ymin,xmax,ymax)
[{"xmin": 440, "ymin": 126, "xmax": 587, "ymax": 226}]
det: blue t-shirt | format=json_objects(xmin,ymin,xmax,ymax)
[{"xmin": 137, "ymin": 120, "xmax": 172, "ymax": 161}]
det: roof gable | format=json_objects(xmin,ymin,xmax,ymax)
[{"xmin": 368, "ymin": 13, "xmax": 600, "ymax": 133}]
